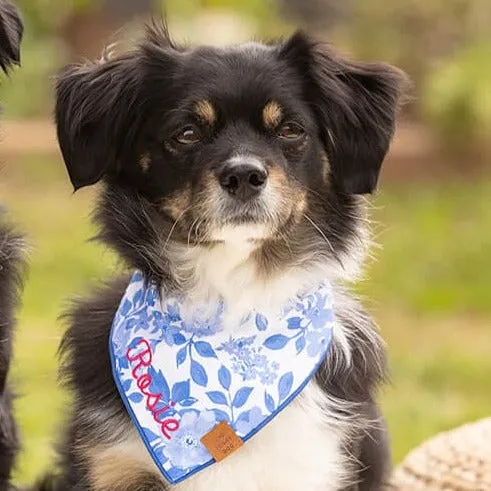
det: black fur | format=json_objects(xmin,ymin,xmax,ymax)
[
  {"xmin": 0, "ymin": 218, "xmax": 25, "ymax": 490},
  {"xmin": 32, "ymin": 279, "xmax": 130, "ymax": 491},
  {"xmin": 42, "ymin": 21, "xmax": 407, "ymax": 491},
  {"xmin": 0, "ymin": 1, "xmax": 24, "ymax": 489},
  {"xmin": 316, "ymin": 290, "xmax": 391, "ymax": 490},
  {"xmin": 0, "ymin": 0, "xmax": 22, "ymax": 74}
]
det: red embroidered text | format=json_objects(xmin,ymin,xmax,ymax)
[{"xmin": 126, "ymin": 339, "xmax": 180, "ymax": 439}]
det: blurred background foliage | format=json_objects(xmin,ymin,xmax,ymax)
[
  {"xmin": 0, "ymin": 0, "xmax": 489, "ymax": 485},
  {"xmin": 2, "ymin": 0, "xmax": 491, "ymax": 157}
]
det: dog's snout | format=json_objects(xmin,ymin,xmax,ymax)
[{"xmin": 219, "ymin": 160, "xmax": 268, "ymax": 200}]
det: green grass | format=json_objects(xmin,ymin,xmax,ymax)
[
  {"xmin": 1, "ymin": 154, "xmax": 490, "ymax": 484},
  {"xmin": 365, "ymin": 180, "xmax": 491, "ymax": 314}
]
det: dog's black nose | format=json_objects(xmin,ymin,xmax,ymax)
[{"xmin": 219, "ymin": 162, "xmax": 268, "ymax": 200}]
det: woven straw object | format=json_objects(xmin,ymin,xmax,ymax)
[{"xmin": 388, "ymin": 417, "xmax": 491, "ymax": 490}]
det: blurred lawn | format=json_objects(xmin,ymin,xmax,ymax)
[{"xmin": 0, "ymin": 153, "xmax": 490, "ymax": 484}]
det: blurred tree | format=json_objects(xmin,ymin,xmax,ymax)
[
  {"xmin": 163, "ymin": 0, "xmax": 284, "ymax": 37},
  {"xmin": 60, "ymin": 0, "xmax": 154, "ymax": 60},
  {"xmin": 14, "ymin": 0, "xmax": 92, "ymax": 37},
  {"xmin": 347, "ymin": 0, "xmax": 481, "ymax": 85},
  {"xmin": 423, "ymin": 41, "xmax": 491, "ymax": 157},
  {"xmin": 277, "ymin": 0, "xmax": 353, "ymax": 32}
]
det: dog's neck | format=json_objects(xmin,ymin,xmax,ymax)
[{"xmin": 163, "ymin": 230, "xmax": 366, "ymax": 317}]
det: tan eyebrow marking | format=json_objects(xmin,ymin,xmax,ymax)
[
  {"xmin": 139, "ymin": 152, "xmax": 150, "ymax": 172},
  {"xmin": 263, "ymin": 101, "xmax": 283, "ymax": 128},
  {"xmin": 195, "ymin": 100, "xmax": 216, "ymax": 125}
]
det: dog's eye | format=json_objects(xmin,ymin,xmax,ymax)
[
  {"xmin": 173, "ymin": 126, "xmax": 201, "ymax": 145},
  {"xmin": 277, "ymin": 122, "xmax": 305, "ymax": 140}
]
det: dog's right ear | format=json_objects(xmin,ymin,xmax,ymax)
[
  {"xmin": 55, "ymin": 55, "xmax": 143, "ymax": 190},
  {"xmin": 0, "ymin": 0, "xmax": 23, "ymax": 73}
]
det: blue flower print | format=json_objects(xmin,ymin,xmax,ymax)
[
  {"xmin": 235, "ymin": 407, "xmax": 266, "ymax": 436},
  {"xmin": 220, "ymin": 336, "xmax": 279, "ymax": 384},
  {"xmin": 113, "ymin": 325, "xmax": 133, "ymax": 357},
  {"xmin": 231, "ymin": 362, "xmax": 257, "ymax": 382},
  {"xmin": 162, "ymin": 325, "xmax": 183, "ymax": 347},
  {"xmin": 162, "ymin": 410, "xmax": 216, "ymax": 470},
  {"xmin": 179, "ymin": 304, "xmax": 224, "ymax": 338},
  {"xmin": 163, "ymin": 302, "xmax": 181, "ymax": 324},
  {"xmin": 259, "ymin": 369, "xmax": 277, "ymax": 385},
  {"xmin": 303, "ymin": 293, "xmax": 333, "ymax": 330},
  {"xmin": 219, "ymin": 336, "xmax": 256, "ymax": 355},
  {"xmin": 181, "ymin": 319, "xmax": 222, "ymax": 337},
  {"xmin": 305, "ymin": 328, "xmax": 332, "ymax": 357},
  {"xmin": 143, "ymin": 285, "xmax": 159, "ymax": 308}
]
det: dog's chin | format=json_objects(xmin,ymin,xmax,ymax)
[{"xmin": 210, "ymin": 223, "xmax": 272, "ymax": 245}]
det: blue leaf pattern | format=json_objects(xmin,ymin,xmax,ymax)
[
  {"xmin": 132, "ymin": 289, "xmax": 143, "ymax": 307},
  {"xmin": 264, "ymin": 392, "xmax": 275, "ymax": 413},
  {"xmin": 147, "ymin": 366, "xmax": 170, "ymax": 403},
  {"xmin": 180, "ymin": 397, "xmax": 198, "ymax": 407},
  {"xmin": 128, "ymin": 392, "xmax": 144, "ymax": 403},
  {"xmin": 278, "ymin": 372, "xmax": 294, "ymax": 403},
  {"xmin": 121, "ymin": 298, "xmax": 132, "ymax": 316},
  {"xmin": 295, "ymin": 336, "xmax": 306, "ymax": 354},
  {"xmin": 171, "ymin": 380, "xmax": 190, "ymax": 402},
  {"xmin": 212, "ymin": 409, "xmax": 231, "ymax": 424},
  {"xmin": 173, "ymin": 333, "xmax": 186, "ymax": 345},
  {"xmin": 255, "ymin": 313, "xmax": 268, "ymax": 331},
  {"xmin": 190, "ymin": 360, "xmax": 208, "ymax": 387},
  {"xmin": 194, "ymin": 341, "xmax": 217, "ymax": 358},
  {"xmin": 218, "ymin": 365, "xmax": 231, "ymax": 390},
  {"xmin": 264, "ymin": 334, "xmax": 289, "ymax": 350},
  {"xmin": 232, "ymin": 387, "xmax": 254, "ymax": 408},
  {"xmin": 176, "ymin": 346, "xmax": 187, "ymax": 367},
  {"xmin": 287, "ymin": 317, "xmax": 302, "ymax": 329},
  {"xmin": 206, "ymin": 391, "xmax": 228, "ymax": 405}
]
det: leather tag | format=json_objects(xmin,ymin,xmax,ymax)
[{"xmin": 201, "ymin": 421, "xmax": 244, "ymax": 462}]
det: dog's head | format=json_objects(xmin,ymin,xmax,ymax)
[
  {"xmin": 56, "ymin": 23, "xmax": 407, "ymax": 285},
  {"xmin": 0, "ymin": 0, "xmax": 22, "ymax": 74}
]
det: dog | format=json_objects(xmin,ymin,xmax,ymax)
[
  {"xmin": 0, "ymin": 0, "xmax": 24, "ymax": 488},
  {"xmin": 39, "ymin": 21, "xmax": 407, "ymax": 491}
]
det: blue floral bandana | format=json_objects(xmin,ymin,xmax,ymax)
[{"xmin": 110, "ymin": 271, "xmax": 335, "ymax": 484}]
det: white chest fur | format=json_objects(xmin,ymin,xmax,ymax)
[{"xmin": 174, "ymin": 382, "xmax": 348, "ymax": 491}]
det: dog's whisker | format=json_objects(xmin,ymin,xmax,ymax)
[
  {"xmin": 303, "ymin": 213, "xmax": 345, "ymax": 270},
  {"xmin": 163, "ymin": 205, "xmax": 192, "ymax": 250},
  {"xmin": 187, "ymin": 216, "xmax": 201, "ymax": 248}
]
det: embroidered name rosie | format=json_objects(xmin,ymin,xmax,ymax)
[
  {"xmin": 110, "ymin": 271, "xmax": 335, "ymax": 484},
  {"xmin": 126, "ymin": 338, "xmax": 180, "ymax": 439}
]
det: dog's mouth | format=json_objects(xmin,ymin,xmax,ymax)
[
  {"xmin": 168, "ymin": 201, "xmax": 295, "ymax": 247},
  {"xmin": 161, "ymin": 166, "xmax": 306, "ymax": 246},
  {"xmin": 205, "ymin": 198, "xmax": 305, "ymax": 246},
  {"xmin": 218, "ymin": 196, "xmax": 273, "ymax": 224}
]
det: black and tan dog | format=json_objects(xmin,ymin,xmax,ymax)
[
  {"xmin": 39, "ymin": 21, "xmax": 407, "ymax": 491},
  {"xmin": 0, "ymin": 0, "xmax": 24, "ymax": 488}
]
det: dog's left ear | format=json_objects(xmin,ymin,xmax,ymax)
[
  {"xmin": 280, "ymin": 32, "xmax": 408, "ymax": 194},
  {"xmin": 0, "ymin": 0, "xmax": 23, "ymax": 73}
]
